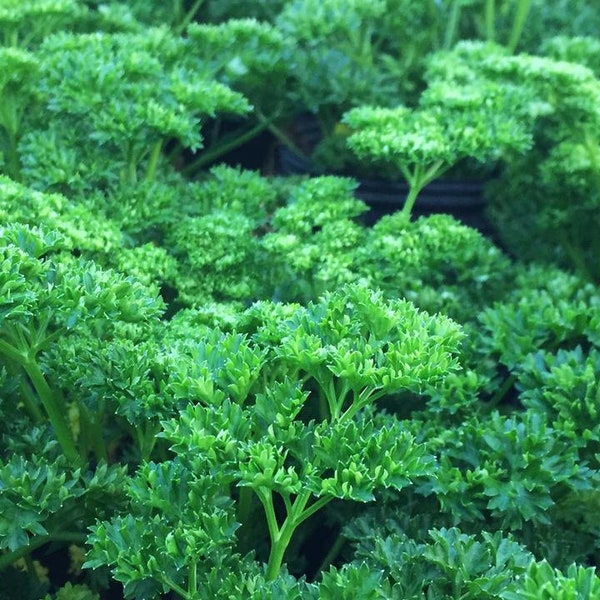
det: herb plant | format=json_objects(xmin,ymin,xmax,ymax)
[
  {"xmin": 1, "ymin": 3, "xmax": 600, "ymax": 599},
  {"xmin": 464, "ymin": 39, "xmax": 600, "ymax": 281},
  {"xmin": 343, "ymin": 53, "xmax": 533, "ymax": 219},
  {"xmin": 84, "ymin": 284, "xmax": 463, "ymax": 596}
]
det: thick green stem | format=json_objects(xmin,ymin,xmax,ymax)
[
  {"xmin": 145, "ymin": 140, "xmax": 163, "ymax": 182},
  {"xmin": 484, "ymin": 0, "xmax": 496, "ymax": 42},
  {"xmin": 0, "ymin": 334, "xmax": 80, "ymax": 462},
  {"xmin": 264, "ymin": 490, "xmax": 310, "ymax": 582},
  {"xmin": 443, "ymin": 0, "xmax": 462, "ymax": 49},
  {"xmin": 264, "ymin": 490, "xmax": 332, "ymax": 580},
  {"xmin": 3, "ymin": 129, "xmax": 21, "ymax": 181},
  {"xmin": 265, "ymin": 517, "xmax": 297, "ymax": 581},
  {"xmin": 331, "ymin": 379, "xmax": 352, "ymax": 421},
  {"xmin": 401, "ymin": 175, "xmax": 426, "ymax": 220},
  {"xmin": 400, "ymin": 159, "xmax": 450, "ymax": 219},
  {"xmin": 340, "ymin": 387, "xmax": 379, "ymax": 423},
  {"xmin": 16, "ymin": 376, "xmax": 45, "ymax": 422},
  {"xmin": 160, "ymin": 576, "xmax": 191, "ymax": 600},
  {"xmin": 507, "ymin": 0, "xmax": 532, "ymax": 53},
  {"xmin": 322, "ymin": 374, "xmax": 340, "ymax": 420},
  {"xmin": 0, "ymin": 341, "xmax": 44, "ymax": 421},
  {"xmin": 22, "ymin": 358, "xmax": 80, "ymax": 465},
  {"xmin": 296, "ymin": 495, "xmax": 333, "ymax": 525},
  {"xmin": 0, "ymin": 336, "xmax": 26, "ymax": 365},
  {"xmin": 0, "ymin": 92, "xmax": 22, "ymax": 179},
  {"xmin": 121, "ymin": 142, "xmax": 138, "ymax": 185},
  {"xmin": 256, "ymin": 488, "xmax": 279, "ymax": 545},
  {"xmin": 187, "ymin": 557, "xmax": 198, "ymax": 597}
]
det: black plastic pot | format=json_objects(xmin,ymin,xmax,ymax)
[
  {"xmin": 276, "ymin": 116, "xmax": 496, "ymax": 236},
  {"xmin": 355, "ymin": 177, "xmax": 490, "ymax": 231}
]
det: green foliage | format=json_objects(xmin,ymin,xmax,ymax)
[
  {"xmin": 502, "ymin": 560, "xmax": 600, "ymax": 599},
  {"xmin": 0, "ymin": 48, "xmax": 37, "ymax": 179},
  {"xmin": 473, "ymin": 265, "xmax": 599, "ymax": 371},
  {"xmin": 355, "ymin": 213, "xmax": 514, "ymax": 320},
  {"xmin": 16, "ymin": 28, "xmax": 249, "ymax": 190},
  {"xmin": 430, "ymin": 410, "xmax": 594, "ymax": 529},
  {"xmin": 44, "ymin": 583, "xmax": 99, "ymax": 600},
  {"xmin": 343, "ymin": 44, "xmax": 531, "ymax": 218},
  {"xmin": 262, "ymin": 176, "xmax": 368, "ymax": 301},
  {"xmin": 0, "ymin": 0, "xmax": 82, "ymax": 47},
  {"xmin": 200, "ymin": 0, "xmax": 287, "ymax": 23},
  {"xmin": 345, "ymin": 522, "xmax": 533, "ymax": 599},
  {"xmin": 0, "ymin": 454, "xmax": 127, "ymax": 554},
  {"xmin": 85, "ymin": 459, "xmax": 242, "ymax": 599},
  {"xmin": 541, "ymin": 36, "xmax": 600, "ymax": 77},
  {"xmin": 518, "ymin": 0, "xmax": 600, "ymax": 53},
  {"xmin": 186, "ymin": 19, "xmax": 288, "ymax": 113},
  {"xmin": 1, "ymin": 2, "xmax": 599, "ymax": 597},
  {"xmin": 0, "ymin": 223, "xmax": 163, "ymax": 465},
  {"xmin": 519, "ymin": 347, "xmax": 600, "ymax": 448},
  {"xmin": 0, "ymin": 564, "xmax": 49, "ymax": 600},
  {"xmin": 463, "ymin": 39, "xmax": 600, "ymax": 281},
  {"xmin": 319, "ymin": 562, "xmax": 384, "ymax": 599},
  {"xmin": 0, "ymin": 454, "xmax": 80, "ymax": 552},
  {"xmin": 0, "ymin": 176, "xmax": 122, "ymax": 256},
  {"xmin": 85, "ymin": 284, "xmax": 462, "ymax": 594},
  {"xmin": 169, "ymin": 210, "xmax": 264, "ymax": 305},
  {"xmin": 276, "ymin": 0, "xmax": 439, "ymax": 132}
]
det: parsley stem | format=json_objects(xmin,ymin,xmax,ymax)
[
  {"xmin": 256, "ymin": 487, "xmax": 279, "ymax": 546},
  {"xmin": 174, "ymin": 0, "xmax": 205, "ymax": 36},
  {"xmin": 0, "ymin": 532, "xmax": 86, "ymax": 571},
  {"xmin": 22, "ymin": 357, "xmax": 80, "ymax": 466},
  {"xmin": 188, "ymin": 558, "xmax": 198, "ymax": 597},
  {"xmin": 401, "ymin": 182, "xmax": 422, "ymax": 220},
  {"xmin": 443, "ymin": 0, "xmax": 462, "ymax": 49},
  {"xmin": 145, "ymin": 140, "xmax": 163, "ymax": 182},
  {"xmin": 507, "ymin": 0, "xmax": 532, "ymax": 53},
  {"xmin": 160, "ymin": 577, "xmax": 190, "ymax": 600},
  {"xmin": 264, "ymin": 493, "xmax": 307, "ymax": 581},
  {"xmin": 0, "ymin": 334, "xmax": 80, "ymax": 463},
  {"xmin": 16, "ymin": 375, "xmax": 45, "ymax": 422},
  {"xmin": 79, "ymin": 405, "xmax": 107, "ymax": 463},
  {"xmin": 485, "ymin": 0, "xmax": 496, "ymax": 42},
  {"xmin": 264, "ymin": 490, "xmax": 333, "ymax": 580},
  {"xmin": 2, "ymin": 127, "xmax": 21, "ymax": 181},
  {"xmin": 401, "ymin": 159, "xmax": 449, "ymax": 219},
  {"xmin": 181, "ymin": 117, "xmax": 272, "ymax": 175},
  {"xmin": 0, "ymin": 337, "xmax": 44, "ymax": 420}
]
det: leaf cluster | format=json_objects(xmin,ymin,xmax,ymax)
[{"xmin": 2, "ymin": 3, "xmax": 600, "ymax": 599}]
